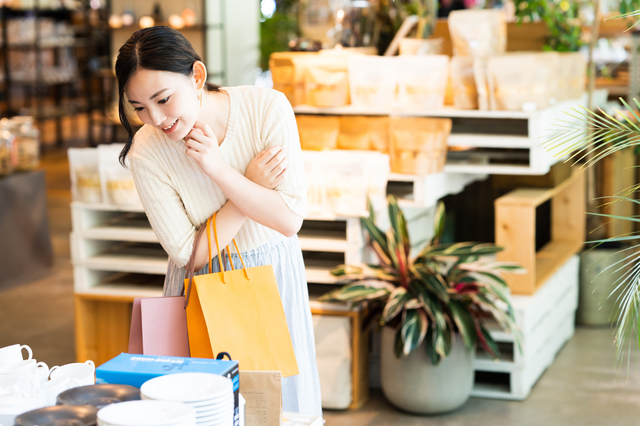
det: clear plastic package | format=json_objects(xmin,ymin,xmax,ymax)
[
  {"xmin": 348, "ymin": 55, "xmax": 396, "ymax": 108},
  {"xmin": 448, "ymin": 9, "xmax": 507, "ymax": 57},
  {"xmin": 451, "ymin": 56, "xmax": 478, "ymax": 110},
  {"xmin": 99, "ymin": 144, "xmax": 141, "ymax": 207},
  {"xmin": 11, "ymin": 116, "xmax": 40, "ymax": 171},
  {"xmin": 389, "ymin": 117, "xmax": 451, "ymax": 175},
  {"xmin": 296, "ymin": 115, "xmax": 340, "ymax": 151},
  {"xmin": 396, "ymin": 55, "xmax": 449, "ymax": 109},
  {"xmin": 302, "ymin": 150, "xmax": 390, "ymax": 216},
  {"xmin": 304, "ymin": 56, "xmax": 350, "ymax": 108},
  {"xmin": 68, "ymin": 147, "xmax": 102, "ymax": 204}
]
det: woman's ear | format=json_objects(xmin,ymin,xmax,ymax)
[{"xmin": 193, "ymin": 61, "xmax": 207, "ymax": 90}]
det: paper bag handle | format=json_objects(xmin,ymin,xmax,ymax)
[
  {"xmin": 183, "ymin": 219, "xmax": 210, "ymax": 308},
  {"xmin": 207, "ymin": 212, "xmax": 250, "ymax": 283}
]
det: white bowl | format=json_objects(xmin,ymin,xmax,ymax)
[
  {"xmin": 140, "ymin": 373, "xmax": 232, "ymax": 403},
  {"xmin": 97, "ymin": 400, "xmax": 195, "ymax": 426}
]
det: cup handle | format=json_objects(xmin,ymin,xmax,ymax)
[
  {"xmin": 48, "ymin": 365, "xmax": 60, "ymax": 378},
  {"xmin": 85, "ymin": 360, "xmax": 95, "ymax": 369},
  {"xmin": 35, "ymin": 361, "xmax": 49, "ymax": 371},
  {"xmin": 20, "ymin": 345, "xmax": 33, "ymax": 361}
]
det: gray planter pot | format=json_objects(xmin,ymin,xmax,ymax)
[
  {"xmin": 578, "ymin": 248, "xmax": 626, "ymax": 326},
  {"xmin": 380, "ymin": 326, "xmax": 475, "ymax": 415}
]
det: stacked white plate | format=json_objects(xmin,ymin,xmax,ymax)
[
  {"xmin": 140, "ymin": 373, "xmax": 234, "ymax": 426},
  {"xmin": 97, "ymin": 400, "xmax": 196, "ymax": 426}
]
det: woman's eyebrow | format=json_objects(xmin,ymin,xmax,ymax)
[{"xmin": 128, "ymin": 88, "xmax": 170, "ymax": 104}]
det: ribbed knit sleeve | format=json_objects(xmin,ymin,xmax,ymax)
[
  {"xmin": 261, "ymin": 92, "xmax": 308, "ymax": 218},
  {"xmin": 129, "ymin": 146, "xmax": 197, "ymax": 268}
]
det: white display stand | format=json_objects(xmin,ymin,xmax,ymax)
[
  {"xmin": 471, "ymin": 255, "xmax": 580, "ymax": 400},
  {"xmin": 294, "ymin": 94, "xmax": 605, "ymax": 176}
]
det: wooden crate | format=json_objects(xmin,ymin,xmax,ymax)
[
  {"xmin": 495, "ymin": 170, "xmax": 585, "ymax": 295},
  {"xmin": 75, "ymin": 293, "xmax": 133, "ymax": 366},
  {"xmin": 310, "ymin": 302, "xmax": 370, "ymax": 410}
]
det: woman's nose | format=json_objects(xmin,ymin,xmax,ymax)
[{"xmin": 148, "ymin": 107, "xmax": 166, "ymax": 127}]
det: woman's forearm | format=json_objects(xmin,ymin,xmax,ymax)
[
  {"xmin": 210, "ymin": 163, "xmax": 303, "ymax": 237},
  {"xmin": 192, "ymin": 200, "xmax": 247, "ymax": 271}
]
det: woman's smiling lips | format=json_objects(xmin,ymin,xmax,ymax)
[{"xmin": 162, "ymin": 119, "xmax": 178, "ymax": 134}]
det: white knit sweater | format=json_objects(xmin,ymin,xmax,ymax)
[{"xmin": 128, "ymin": 86, "xmax": 307, "ymax": 268}]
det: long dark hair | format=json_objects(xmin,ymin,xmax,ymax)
[{"xmin": 115, "ymin": 26, "xmax": 220, "ymax": 166}]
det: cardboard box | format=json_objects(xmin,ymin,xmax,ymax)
[{"xmin": 97, "ymin": 353, "xmax": 240, "ymax": 426}]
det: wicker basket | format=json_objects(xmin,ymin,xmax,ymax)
[
  {"xmin": 296, "ymin": 115, "xmax": 340, "ymax": 151},
  {"xmin": 389, "ymin": 117, "xmax": 452, "ymax": 175}
]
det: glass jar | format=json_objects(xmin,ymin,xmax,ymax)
[
  {"xmin": 0, "ymin": 125, "xmax": 13, "ymax": 177},
  {"xmin": 11, "ymin": 116, "xmax": 40, "ymax": 172}
]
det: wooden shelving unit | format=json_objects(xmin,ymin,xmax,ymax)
[{"xmin": 495, "ymin": 170, "xmax": 586, "ymax": 295}]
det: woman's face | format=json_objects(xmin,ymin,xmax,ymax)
[{"xmin": 124, "ymin": 68, "xmax": 199, "ymax": 141}]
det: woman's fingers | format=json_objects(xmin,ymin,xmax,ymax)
[
  {"xmin": 265, "ymin": 147, "xmax": 286, "ymax": 167},
  {"xmin": 193, "ymin": 121, "xmax": 215, "ymax": 139},
  {"xmin": 185, "ymin": 128, "xmax": 206, "ymax": 144},
  {"xmin": 272, "ymin": 156, "xmax": 288, "ymax": 175}
]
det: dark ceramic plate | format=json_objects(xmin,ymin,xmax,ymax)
[
  {"xmin": 15, "ymin": 405, "xmax": 98, "ymax": 426},
  {"xmin": 56, "ymin": 384, "xmax": 141, "ymax": 408}
]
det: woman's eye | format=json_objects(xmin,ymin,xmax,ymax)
[
  {"xmin": 134, "ymin": 107, "xmax": 144, "ymax": 112},
  {"xmin": 158, "ymin": 96, "xmax": 170, "ymax": 104}
]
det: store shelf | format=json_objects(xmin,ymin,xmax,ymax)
[
  {"xmin": 82, "ymin": 216, "xmax": 157, "ymax": 243},
  {"xmin": 76, "ymin": 246, "xmax": 169, "ymax": 275},
  {"xmin": 298, "ymin": 228, "xmax": 352, "ymax": 253},
  {"xmin": 470, "ymin": 255, "xmax": 579, "ymax": 400},
  {"xmin": 75, "ymin": 284, "xmax": 163, "ymax": 299},
  {"xmin": 388, "ymin": 172, "xmax": 488, "ymax": 208},
  {"xmin": 294, "ymin": 104, "xmax": 541, "ymax": 119},
  {"xmin": 305, "ymin": 259, "xmax": 341, "ymax": 284},
  {"xmin": 71, "ymin": 201, "xmax": 145, "ymax": 213},
  {"xmin": 295, "ymin": 94, "xmax": 611, "ymax": 176}
]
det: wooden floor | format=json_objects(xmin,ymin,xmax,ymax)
[{"xmin": 2, "ymin": 151, "xmax": 640, "ymax": 425}]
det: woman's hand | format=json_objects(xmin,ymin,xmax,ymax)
[
  {"xmin": 184, "ymin": 121, "xmax": 223, "ymax": 178},
  {"xmin": 245, "ymin": 146, "xmax": 288, "ymax": 189}
]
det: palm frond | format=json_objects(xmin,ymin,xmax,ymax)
[{"xmin": 543, "ymin": 101, "xmax": 640, "ymax": 168}]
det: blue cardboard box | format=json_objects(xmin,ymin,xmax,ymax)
[{"xmin": 97, "ymin": 353, "xmax": 239, "ymax": 426}]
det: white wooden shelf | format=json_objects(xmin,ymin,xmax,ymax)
[
  {"xmin": 470, "ymin": 255, "xmax": 579, "ymax": 400},
  {"xmin": 294, "ymin": 104, "xmax": 543, "ymax": 119},
  {"xmin": 76, "ymin": 285, "xmax": 164, "ymax": 299},
  {"xmin": 78, "ymin": 251, "xmax": 169, "ymax": 275},
  {"xmin": 82, "ymin": 218, "xmax": 157, "ymax": 243},
  {"xmin": 298, "ymin": 229, "xmax": 353, "ymax": 253},
  {"xmin": 305, "ymin": 260, "xmax": 341, "ymax": 285},
  {"xmin": 71, "ymin": 201, "xmax": 144, "ymax": 213},
  {"xmin": 294, "ymin": 95, "xmax": 609, "ymax": 176}
]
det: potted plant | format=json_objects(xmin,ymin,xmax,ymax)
[{"xmin": 319, "ymin": 196, "xmax": 523, "ymax": 414}]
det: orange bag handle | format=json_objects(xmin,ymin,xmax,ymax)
[
  {"xmin": 184, "ymin": 213, "xmax": 250, "ymax": 308},
  {"xmin": 207, "ymin": 212, "xmax": 250, "ymax": 283}
]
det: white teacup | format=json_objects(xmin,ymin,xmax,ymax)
[
  {"xmin": 49, "ymin": 360, "xmax": 95, "ymax": 386},
  {"xmin": 0, "ymin": 375, "xmax": 35, "ymax": 397},
  {"xmin": 0, "ymin": 360, "xmax": 48, "ymax": 386},
  {"xmin": 0, "ymin": 392, "xmax": 46, "ymax": 425},
  {"xmin": 0, "ymin": 345, "xmax": 32, "ymax": 368},
  {"xmin": 39, "ymin": 376, "xmax": 82, "ymax": 407}
]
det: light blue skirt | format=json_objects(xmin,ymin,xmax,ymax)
[{"xmin": 164, "ymin": 234, "xmax": 323, "ymax": 417}]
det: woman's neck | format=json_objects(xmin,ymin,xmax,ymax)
[{"xmin": 198, "ymin": 89, "xmax": 230, "ymax": 146}]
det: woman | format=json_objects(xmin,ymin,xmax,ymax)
[{"xmin": 115, "ymin": 26, "xmax": 322, "ymax": 415}]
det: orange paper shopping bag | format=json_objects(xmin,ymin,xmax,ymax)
[{"xmin": 184, "ymin": 213, "xmax": 299, "ymax": 377}]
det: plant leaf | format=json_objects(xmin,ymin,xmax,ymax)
[
  {"xmin": 449, "ymin": 300, "xmax": 477, "ymax": 352},
  {"xmin": 380, "ymin": 287, "xmax": 412, "ymax": 325},
  {"xmin": 401, "ymin": 309, "xmax": 428, "ymax": 356}
]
